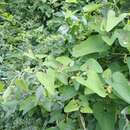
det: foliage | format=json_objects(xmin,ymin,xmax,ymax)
[{"xmin": 1, "ymin": 0, "xmax": 130, "ymax": 129}]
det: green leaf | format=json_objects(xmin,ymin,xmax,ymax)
[
  {"xmin": 127, "ymin": 57, "xmax": 130, "ymax": 74},
  {"xmin": 60, "ymin": 87, "xmax": 77, "ymax": 100},
  {"xmin": 76, "ymin": 70, "xmax": 106, "ymax": 97},
  {"xmin": 20, "ymin": 96, "xmax": 37, "ymax": 115},
  {"xmin": 56, "ymin": 56, "xmax": 73, "ymax": 66},
  {"xmin": 15, "ymin": 79, "xmax": 29, "ymax": 92},
  {"xmin": 84, "ymin": 88, "xmax": 94, "ymax": 95},
  {"xmin": 79, "ymin": 95, "xmax": 93, "ymax": 113},
  {"xmin": 56, "ymin": 72, "xmax": 68, "ymax": 85},
  {"xmin": 93, "ymin": 102, "xmax": 115, "ymax": 130},
  {"xmin": 105, "ymin": 10, "xmax": 128, "ymax": 32},
  {"xmin": 101, "ymin": 33, "xmax": 116, "ymax": 46},
  {"xmin": 24, "ymin": 49, "xmax": 36, "ymax": 59},
  {"xmin": 66, "ymin": 0, "xmax": 77, "ymax": 3},
  {"xmin": 0, "ymin": 81, "xmax": 4, "ymax": 92},
  {"xmin": 80, "ymin": 58, "xmax": 103, "ymax": 73},
  {"xmin": 83, "ymin": 3, "xmax": 103, "ymax": 13},
  {"xmin": 72, "ymin": 35, "xmax": 109, "ymax": 57},
  {"xmin": 64, "ymin": 99, "xmax": 80, "ymax": 113},
  {"xmin": 36, "ymin": 69, "xmax": 56, "ymax": 95},
  {"xmin": 102, "ymin": 68, "xmax": 112, "ymax": 84},
  {"xmin": 126, "ymin": 124, "xmax": 130, "ymax": 130},
  {"xmin": 46, "ymin": 127, "xmax": 58, "ymax": 130},
  {"xmin": 115, "ymin": 30, "xmax": 130, "ymax": 51},
  {"xmin": 111, "ymin": 72, "xmax": 130, "ymax": 104},
  {"xmin": 80, "ymin": 106, "xmax": 93, "ymax": 113}
]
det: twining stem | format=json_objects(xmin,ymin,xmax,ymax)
[{"xmin": 79, "ymin": 113, "xmax": 87, "ymax": 130}]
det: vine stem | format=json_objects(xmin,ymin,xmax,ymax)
[{"xmin": 79, "ymin": 113, "xmax": 88, "ymax": 130}]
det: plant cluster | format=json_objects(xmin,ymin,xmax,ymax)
[{"xmin": 1, "ymin": 0, "xmax": 130, "ymax": 130}]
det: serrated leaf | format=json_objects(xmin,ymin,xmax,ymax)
[
  {"xmin": 64, "ymin": 99, "xmax": 80, "ymax": 113},
  {"xmin": 72, "ymin": 35, "xmax": 109, "ymax": 57},
  {"xmin": 105, "ymin": 10, "xmax": 128, "ymax": 32},
  {"xmin": 111, "ymin": 72, "xmax": 130, "ymax": 104}
]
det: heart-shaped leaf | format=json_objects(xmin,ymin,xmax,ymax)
[
  {"xmin": 80, "ymin": 58, "xmax": 103, "ymax": 73},
  {"xmin": 36, "ymin": 69, "xmax": 56, "ymax": 95},
  {"xmin": 75, "ymin": 70, "xmax": 106, "ymax": 97},
  {"xmin": 105, "ymin": 10, "xmax": 127, "ymax": 32},
  {"xmin": 64, "ymin": 99, "xmax": 80, "ymax": 113},
  {"xmin": 72, "ymin": 35, "xmax": 109, "ymax": 57},
  {"xmin": 93, "ymin": 102, "xmax": 115, "ymax": 130},
  {"xmin": 111, "ymin": 72, "xmax": 130, "ymax": 104}
]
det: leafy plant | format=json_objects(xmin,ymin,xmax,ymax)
[{"xmin": 1, "ymin": 0, "xmax": 130, "ymax": 130}]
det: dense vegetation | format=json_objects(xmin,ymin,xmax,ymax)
[{"xmin": 1, "ymin": 0, "xmax": 130, "ymax": 129}]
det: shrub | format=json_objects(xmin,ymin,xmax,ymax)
[{"xmin": 0, "ymin": 0, "xmax": 130, "ymax": 130}]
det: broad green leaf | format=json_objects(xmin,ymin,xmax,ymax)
[
  {"xmin": 56, "ymin": 56, "xmax": 73, "ymax": 66},
  {"xmin": 102, "ymin": 33, "xmax": 116, "ymax": 46},
  {"xmin": 105, "ymin": 10, "xmax": 128, "ymax": 32},
  {"xmin": 46, "ymin": 128, "xmax": 58, "ymax": 130},
  {"xmin": 2, "ymin": 100, "xmax": 18, "ymax": 117},
  {"xmin": 126, "ymin": 124, "xmax": 130, "ymax": 130},
  {"xmin": 2, "ymin": 86, "xmax": 13, "ymax": 101},
  {"xmin": 80, "ymin": 58, "xmax": 103, "ymax": 73},
  {"xmin": 102, "ymin": 68, "xmax": 112, "ymax": 84},
  {"xmin": 80, "ymin": 106, "xmax": 93, "ymax": 113},
  {"xmin": 72, "ymin": 35, "xmax": 109, "ymax": 57},
  {"xmin": 36, "ymin": 86, "xmax": 44, "ymax": 102},
  {"xmin": 0, "ymin": 81, "xmax": 4, "ymax": 92},
  {"xmin": 124, "ymin": 23, "xmax": 130, "ymax": 31},
  {"xmin": 96, "ymin": 123, "xmax": 102, "ymax": 130},
  {"xmin": 20, "ymin": 96, "xmax": 37, "ymax": 115},
  {"xmin": 111, "ymin": 72, "xmax": 130, "ymax": 104},
  {"xmin": 79, "ymin": 95, "xmax": 89, "ymax": 106},
  {"xmin": 93, "ymin": 102, "xmax": 115, "ymax": 130},
  {"xmin": 127, "ymin": 57, "xmax": 130, "ymax": 74},
  {"xmin": 79, "ymin": 95, "xmax": 93, "ymax": 113},
  {"xmin": 58, "ymin": 120, "xmax": 75, "ymax": 130},
  {"xmin": 43, "ymin": 59, "xmax": 62, "ymax": 69},
  {"xmin": 66, "ymin": 0, "xmax": 77, "ymax": 3},
  {"xmin": 15, "ymin": 79, "xmax": 28, "ymax": 92},
  {"xmin": 115, "ymin": 30, "xmax": 130, "ymax": 51},
  {"xmin": 36, "ymin": 69, "xmax": 56, "ymax": 95},
  {"xmin": 84, "ymin": 88, "xmax": 94, "ymax": 95},
  {"xmin": 60, "ymin": 87, "xmax": 77, "ymax": 100},
  {"xmin": 64, "ymin": 99, "xmax": 80, "ymax": 113},
  {"xmin": 49, "ymin": 111, "xmax": 64, "ymax": 123},
  {"xmin": 40, "ymin": 97, "xmax": 52, "ymax": 112},
  {"xmin": 83, "ymin": 3, "xmax": 103, "ymax": 13},
  {"xmin": 76, "ymin": 71, "xmax": 106, "ymax": 97},
  {"xmin": 56, "ymin": 72, "xmax": 68, "ymax": 85}
]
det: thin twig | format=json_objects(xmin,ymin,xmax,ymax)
[{"xmin": 79, "ymin": 113, "xmax": 87, "ymax": 130}]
